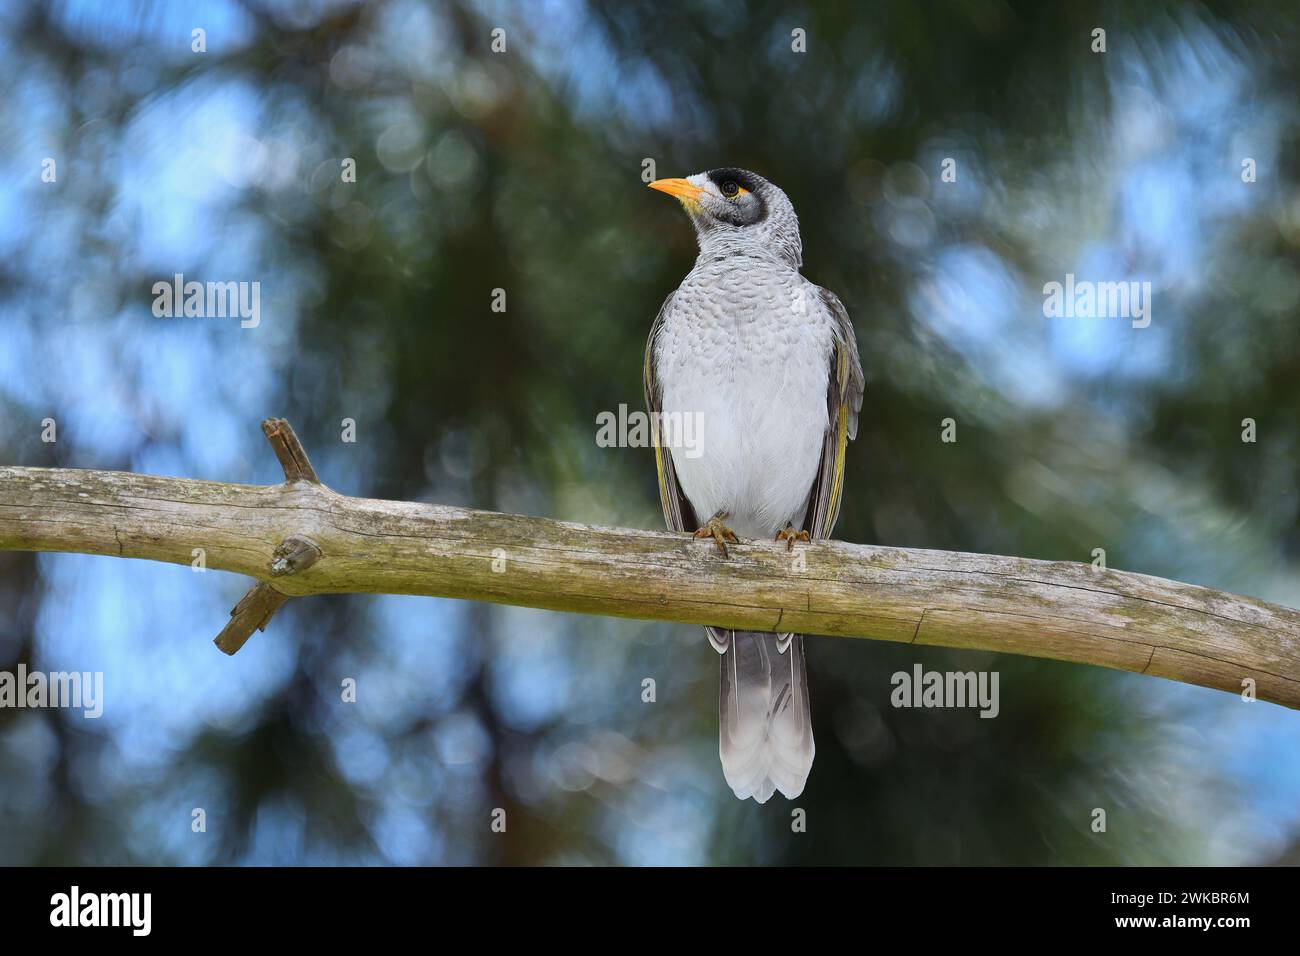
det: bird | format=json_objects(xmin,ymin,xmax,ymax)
[{"xmin": 643, "ymin": 167, "xmax": 864, "ymax": 803}]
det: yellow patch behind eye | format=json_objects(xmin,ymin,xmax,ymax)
[{"xmin": 735, "ymin": 186, "xmax": 749, "ymax": 196}]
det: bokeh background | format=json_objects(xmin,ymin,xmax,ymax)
[{"xmin": 1, "ymin": 0, "xmax": 1299, "ymax": 865}]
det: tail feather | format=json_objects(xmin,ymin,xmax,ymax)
[{"xmin": 717, "ymin": 630, "xmax": 814, "ymax": 802}]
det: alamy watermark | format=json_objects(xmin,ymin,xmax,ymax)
[
  {"xmin": 595, "ymin": 403, "xmax": 704, "ymax": 458},
  {"xmin": 1042, "ymin": 273, "xmax": 1151, "ymax": 329},
  {"xmin": 152, "ymin": 273, "xmax": 260, "ymax": 328},
  {"xmin": 891, "ymin": 664, "xmax": 999, "ymax": 718},
  {"xmin": 0, "ymin": 665, "xmax": 103, "ymax": 718},
  {"xmin": 50, "ymin": 886, "xmax": 150, "ymax": 936}
]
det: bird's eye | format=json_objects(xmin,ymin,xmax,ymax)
[{"xmin": 721, "ymin": 181, "xmax": 740, "ymax": 198}]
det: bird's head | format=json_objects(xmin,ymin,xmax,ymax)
[{"xmin": 648, "ymin": 167, "xmax": 802, "ymax": 268}]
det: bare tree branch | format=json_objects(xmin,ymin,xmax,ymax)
[
  {"xmin": 2, "ymin": 419, "xmax": 1298, "ymax": 707},
  {"xmin": 261, "ymin": 417, "xmax": 319, "ymax": 484},
  {"xmin": 214, "ymin": 583, "xmax": 290, "ymax": 655},
  {"xmin": 206, "ymin": 419, "xmax": 322, "ymax": 653}
]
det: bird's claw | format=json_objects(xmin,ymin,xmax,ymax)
[
  {"xmin": 775, "ymin": 524, "xmax": 810, "ymax": 552},
  {"xmin": 694, "ymin": 512, "xmax": 740, "ymax": 557}
]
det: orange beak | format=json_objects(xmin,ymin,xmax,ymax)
[{"xmin": 648, "ymin": 177, "xmax": 706, "ymax": 202}]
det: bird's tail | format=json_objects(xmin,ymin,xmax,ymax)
[{"xmin": 714, "ymin": 630, "xmax": 814, "ymax": 803}]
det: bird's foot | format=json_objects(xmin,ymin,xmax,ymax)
[
  {"xmin": 694, "ymin": 511, "xmax": 740, "ymax": 557},
  {"xmin": 775, "ymin": 523, "xmax": 810, "ymax": 552}
]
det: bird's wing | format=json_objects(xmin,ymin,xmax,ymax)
[
  {"xmin": 645, "ymin": 292, "xmax": 731, "ymax": 653},
  {"xmin": 802, "ymin": 283, "xmax": 865, "ymax": 541},
  {"xmin": 643, "ymin": 291, "xmax": 699, "ymax": 534}
]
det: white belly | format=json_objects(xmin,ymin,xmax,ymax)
[{"xmin": 657, "ymin": 266, "xmax": 833, "ymax": 538}]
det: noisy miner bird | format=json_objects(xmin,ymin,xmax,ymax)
[{"xmin": 644, "ymin": 168, "xmax": 864, "ymax": 803}]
